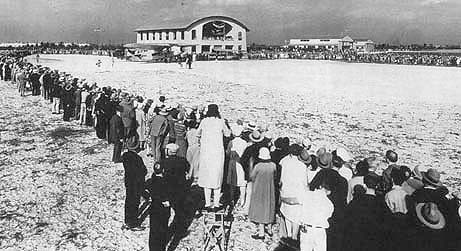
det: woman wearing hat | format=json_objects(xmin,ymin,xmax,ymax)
[
  {"xmin": 197, "ymin": 104, "xmax": 231, "ymax": 211},
  {"xmin": 248, "ymin": 147, "xmax": 276, "ymax": 240}
]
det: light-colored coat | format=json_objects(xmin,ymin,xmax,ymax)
[
  {"xmin": 135, "ymin": 108, "xmax": 146, "ymax": 141},
  {"xmin": 197, "ymin": 117, "xmax": 230, "ymax": 189}
]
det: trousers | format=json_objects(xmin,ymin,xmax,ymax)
[
  {"xmin": 52, "ymin": 97, "xmax": 60, "ymax": 113},
  {"xmin": 79, "ymin": 103, "xmax": 87, "ymax": 125},
  {"xmin": 125, "ymin": 180, "xmax": 144, "ymax": 227},
  {"xmin": 300, "ymin": 227, "xmax": 327, "ymax": 251},
  {"xmin": 112, "ymin": 140, "xmax": 123, "ymax": 163},
  {"xmin": 150, "ymin": 136, "xmax": 165, "ymax": 162}
]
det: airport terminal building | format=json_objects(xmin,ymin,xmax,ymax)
[
  {"xmin": 132, "ymin": 15, "xmax": 249, "ymax": 54},
  {"xmin": 288, "ymin": 36, "xmax": 375, "ymax": 52}
]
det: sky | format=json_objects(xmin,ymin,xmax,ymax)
[{"xmin": 1, "ymin": 0, "xmax": 461, "ymax": 45}]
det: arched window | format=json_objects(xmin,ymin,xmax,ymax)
[{"xmin": 238, "ymin": 32, "xmax": 242, "ymax": 41}]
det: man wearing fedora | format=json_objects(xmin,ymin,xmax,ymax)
[
  {"xmin": 121, "ymin": 134, "xmax": 147, "ymax": 231},
  {"xmin": 148, "ymin": 107, "xmax": 170, "ymax": 162}
]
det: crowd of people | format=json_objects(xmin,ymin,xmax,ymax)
[
  {"xmin": 2, "ymin": 51, "xmax": 461, "ymax": 251},
  {"xmin": 248, "ymin": 48, "xmax": 461, "ymax": 67}
]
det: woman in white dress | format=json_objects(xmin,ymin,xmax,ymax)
[
  {"xmin": 197, "ymin": 104, "xmax": 231, "ymax": 210},
  {"xmin": 279, "ymin": 144, "xmax": 308, "ymax": 241}
]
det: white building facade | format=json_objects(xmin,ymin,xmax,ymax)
[
  {"xmin": 134, "ymin": 16, "xmax": 249, "ymax": 54},
  {"xmin": 288, "ymin": 36, "xmax": 374, "ymax": 52}
]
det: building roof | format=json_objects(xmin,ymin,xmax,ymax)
[
  {"xmin": 354, "ymin": 38, "xmax": 373, "ymax": 42},
  {"xmin": 124, "ymin": 42, "xmax": 200, "ymax": 49},
  {"xmin": 135, "ymin": 15, "xmax": 250, "ymax": 32}
]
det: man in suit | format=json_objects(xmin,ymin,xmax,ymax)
[
  {"xmin": 109, "ymin": 106, "xmax": 125, "ymax": 163},
  {"xmin": 148, "ymin": 108, "xmax": 170, "ymax": 162}
]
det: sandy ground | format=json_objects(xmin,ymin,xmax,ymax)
[
  {"xmin": 1, "ymin": 55, "xmax": 460, "ymax": 250},
  {"xmin": 0, "ymin": 82, "xmax": 280, "ymax": 250}
]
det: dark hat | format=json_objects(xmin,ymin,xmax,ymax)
[
  {"xmin": 364, "ymin": 173, "xmax": 380, "ymax": 189},
  {"xmin": 416, "ymin": 202, "xmax": 446, "ymax": 230},
  {"xmin": 318, "ymin": 152, "xmax": 333, "ymax": 169},
  {"xmin": 298, "ymin": 149, "xmax": 312, "ymax": 164},
  {"xmin": 355, "ymin": 160, "xmax": 370, "ymax": 176},
  {"xmin": 288, "ymin": 144, "xmax": 302, "ymax": 156},
  {"xmin": 249, "ymin": 130, "xmax": 263, "ymax": 143},
  {"xmin": 385, "ymin": 150, "xmax": 398, "ymax": 163},
  {"xmin": 422, "ymin": 168, "xmax": 442, "ymax": 187},
  {"xmin": 391, "ymin": 165, "xmax": 411, "ymax": 183},
  {"xmin": 207, "ymin": 104, "xmax": 219, "ymax": 113},
  {"xmin": 274, "ymin": 137, "xmax": 285, "ymax": 149},
  {"xmin": 126, "ymin": 134, "xmax": 140, "ymax": 151},
  {"xmin": 153, "ymin": 162, "xmax": 163, "ymax": 175},
  {"xmin": 332, "ymin": 154, "xmax": 344, "ymax": 168}
]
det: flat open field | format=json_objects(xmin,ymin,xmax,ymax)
[
  {"xmin": 1, "ymin": 55, "xmax": 460, "ymax": 250},
  {"xmin": 35, "ymin": 54, "xmax": 461, "ymax": 179}
]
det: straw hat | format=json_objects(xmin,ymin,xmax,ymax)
[
  {"xmin": 159, "ymin": 108, "xmax": 169, "ymax": 116},
  {"xmin": 165, "ymin": 143, "xmax": 179, "ymax": 155},
  {"xmin": 258, "ymin": 147, "xmax": 271, "ymax": 160},
  {"xmin": 415, "ymin": 202, "xmax": 446, "ymax": 230},
  {"xmin": 317, "ymin": 152, "xmax": 333, "ymax": 169},
  {"xmin": 126, "ymin": 135, "xmax": 140, "ymax": 151},
  {"xmin": 249, "ymin": 130, "xmax": 263, "ymax": 143},
  {"xmin": 298, "ymin": 149, "xmax": 312, "ymax": 164},
  {"xmin": 422, "ymin": 168, "xmax": 442, "ymax": 187}
]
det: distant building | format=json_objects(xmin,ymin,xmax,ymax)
[
  {"xmin": 353, "ymin": 39, "xmax": 375, "ymax": 53},
  {"xmin": 288, "ymin": 36, "xmax": 375, "ymax": 52},
  {"xmin": 130, "ymin": 15, "xmax": 249, "ymax": 55}
]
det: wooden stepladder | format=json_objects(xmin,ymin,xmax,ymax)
[{"xmin": 202, "ymin": 208, "xmax": 234, "ymax": 251}]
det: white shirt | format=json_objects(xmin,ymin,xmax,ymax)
[
  {"xmin": 280, "ymin": 155, "xmax": 308, "ymax": 199},
  {"xmin": 347, "ymin": 176, "xmax": 365, "ymax": 203},
  {"xmin": 338, "ymin": 167, "xmax": 353, "ymax": 181},
  {"xmin": 300, "ymin": 190, "xmax": 334, "ymax": 228},
  {"xmin": 385, "ymin": 185, "xmax": 409, "ymax": 214},
  {"xmin": 231, "ymin": 137, "xmax": 248, "ymax": 157}
]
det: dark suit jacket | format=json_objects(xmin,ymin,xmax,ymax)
[{"xmin": 109, "ymin": 114, "xmax": 124, "ymax": 143}]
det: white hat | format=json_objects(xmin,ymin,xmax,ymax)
[
  {"xmin": 165, "ymin": 143, "xmax": 179, "ymax": 155},
  {"xmin": 336, "ymin": 147, "xmax": 353, "ymax": 162},
  {"xmin": 231, "ymin": 125, "xmax": 243, "ymax": 137},
  {"xmin": 258, "ymin": 147, "xmax": 271, "ymax": 160}
]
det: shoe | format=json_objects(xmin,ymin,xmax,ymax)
[{"xmin": 251, "ymin": 234, "xmax": 264, "ymax": 240}]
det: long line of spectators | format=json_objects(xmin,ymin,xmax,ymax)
[
  {"xmin": 2, "ymin": 51, "xmax": 461, "ymax": 251},
  {"xmin": 248, "ymin": 48, "xmax": 461, "ymax": 67}
]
